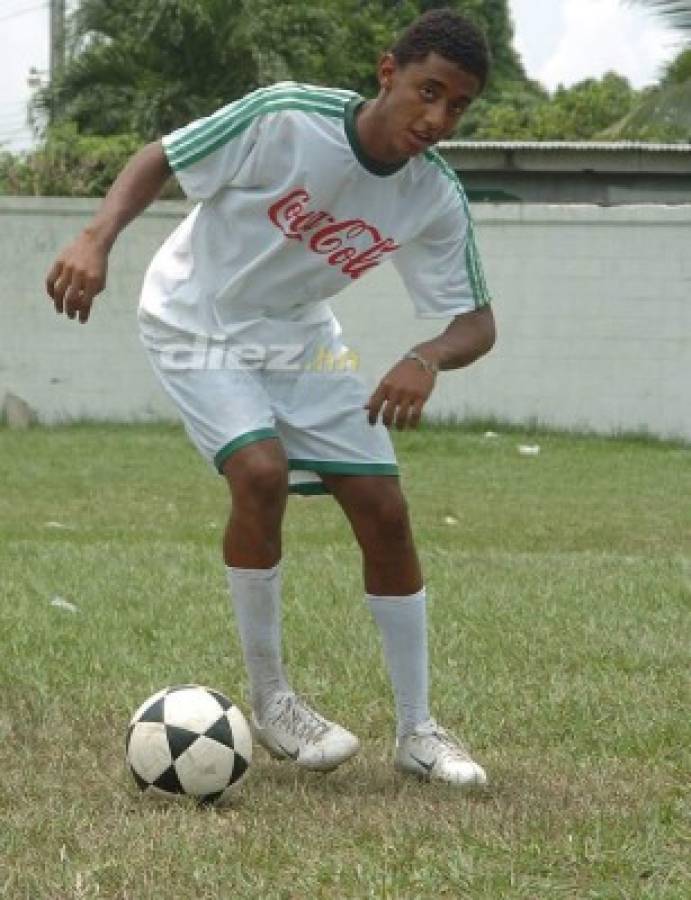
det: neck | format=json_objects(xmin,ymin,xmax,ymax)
[{"xmin": 356, "ymin": 96, "xmax": 404, "ymax": 166}]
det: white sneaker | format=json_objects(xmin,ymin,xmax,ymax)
[
  {"xmin": 252, "ymin": 692, "xmax": 360, "ymax": 772},
  {"xmin": 395, "ymin": 719, "xmax": 488, "ymax": 788}
]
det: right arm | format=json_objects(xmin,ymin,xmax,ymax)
[{"xmin": 46, "ymin": 140, "xmax": 173, "ymax": 324}]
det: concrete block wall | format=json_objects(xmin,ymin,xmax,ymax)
[{"xmin": 1, "ymin": 197, "xmax": 689, "ymax": 440}]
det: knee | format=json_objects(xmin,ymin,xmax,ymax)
[
  {"xmin": 360, "ymin": 484, "xmax": 412, "ymax": 545},
  {"xmin": 224, "ymin": 448, "xmax": 288, "ymax": 507}
]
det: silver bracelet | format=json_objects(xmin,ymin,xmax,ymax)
[{"xmin": 403, "ymin": 350, "xmax": 439, "ymax": 376}]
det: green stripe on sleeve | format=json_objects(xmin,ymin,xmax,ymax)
[
  {"xmin": 423, "ymin": 149, "xmax": 491, "ymax": 309},
  {"xmin": 170, "ymin": 100, "xmax": 346, "ymax": 171},
  {"xmin": 167, "ymin": 83, "xmax": 351, "ymax": 156},
  {"xmin": 167, "ymin": 86, "xmax": 350, "ymax": 170}
]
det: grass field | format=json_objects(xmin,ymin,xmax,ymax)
[{"xmin": 1, "ymin": 422, "xmax": 689, "ymax": 899}]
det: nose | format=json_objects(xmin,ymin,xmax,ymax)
[{"xmin": 423, "ymin": 101, "xmax": 447, "ymax": 136}]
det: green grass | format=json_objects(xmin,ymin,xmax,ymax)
[{"xmin": 0, "ymin": 423, "xmax": 689, "ymax": 899}]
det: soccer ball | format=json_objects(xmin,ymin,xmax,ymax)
[{"xmin": 125, "ymin": 684, "xmax": 252, "ymax": 805}]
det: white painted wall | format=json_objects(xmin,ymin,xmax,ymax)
[{"xmin": 1, "ymin": 197, "xmax": 689, "ymax": 440}]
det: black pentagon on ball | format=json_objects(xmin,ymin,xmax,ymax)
[
  {"xmin": 231, "ymin": 752, "xmax": 249, "ymax": 783},
  {"xmin": 153, "ymin": 765, "xmax": 185, "ymax": 794},
  {"xmin": 199, "ymin": 789, "xmax": 224, "ymax": 806},
  {"xmin": 166, "ymin": 724, "xmax": 201, "ymax": 760},
  {"xmin": 131, "ymin": 768, "xmax": 150, "ymax": 792},
  {"xmin": 125, "ymin": 723, "xmax": 136, "ymax": 755},
  {"xmin": 204, "ymin": 714, "xmax": 234, "ymax": 749},
  {"xmin": 137, "ymin": 694, "xmax": 166, "ymax": 724},
  {"xmin": 208, "ymin": 689, "xmax": 232, "ymax": 710}
]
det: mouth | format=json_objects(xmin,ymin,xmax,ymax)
[{"xmin": 406, "ymin": 130, "xmax": 436, "ymax": 153}]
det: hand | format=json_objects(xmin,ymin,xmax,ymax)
[
  {"xmin": 46, "ymin": 231, "xmax": 109, "ymax": 324},
  {"xmin": 365, "ymin": 358, "xmax": 436, "ymax": 430}
]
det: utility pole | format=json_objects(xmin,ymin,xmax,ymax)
[{"xmin": 49, "ymin": 0, "xmax": 66, "ymax": 122}]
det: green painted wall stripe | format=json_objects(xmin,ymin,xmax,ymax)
[
  {"xmin": 214, "ymin": 428, "xmax": 278, "ymax": 472},
  {"xmin": 288, "ymin": 460, "xmax": 399, "ymax": 476},
  {"xmin": 167, "ymin": 87, "xmax": 349, "ymax": 168},
  {"xmin": 423, "ymin": 149, "xmax": 491, "ymax": 309}
]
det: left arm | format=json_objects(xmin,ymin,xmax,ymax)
[{"xmin": 366, "ymin": 305, "xmax": 496, "ymax": 430}]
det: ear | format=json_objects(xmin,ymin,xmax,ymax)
[{"xmin": 377, "ymin": 52, "xmax": 397, "ymax": 91}]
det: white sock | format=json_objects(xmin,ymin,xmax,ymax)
[
  {"xmin": 226, "ymin": 564, "xmax": 290, "ymax": 719},
  {"xmin": 367, "ymin": 588, "xmax": 430, "ymax": 738}
]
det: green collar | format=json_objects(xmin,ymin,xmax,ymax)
[{"xmin": 344, "ymin": 96, "xmax": 408, "ymax": 178}]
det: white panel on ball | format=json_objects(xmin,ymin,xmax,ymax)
[
  {"xmin": 163, "ymin": 686, "xmax": 226, "ymax": 732},
  {"xmin": 175, "ymin": 737, "xmax": 237, "ymax": 795},
  {"xmin": 127, "ymin": 722, "xmax": 172, "ymax": 782}
]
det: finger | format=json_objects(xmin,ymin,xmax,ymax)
[
  {"xmin": 394, "ymin": 398, "xmax": 413, "ymax": 431},
  {"xmin": 366, "ymin": 386, "xmax": 386, "ymax": 425},
  {"xmin": 52, "ymin": 268, "xmax": 76, "ymax": 314},
  {"xmin": 46, "ymin": 260, "xmax": 63, "ymax": 301},
  {"xmin": 78, "ymin": 298, "xmax": 93, "ymax": 324},
  {"xmin": 381, "ymin": 397, "xmax": 399, "ymax": 430},
  {"xmin": 408, "ymin": 399, "xmax": 424, "ymax": 430},
  {"xmin": 64, "ymin": 275, "xmax": 86, "ymax": 319}
]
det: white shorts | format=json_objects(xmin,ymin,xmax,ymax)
[{"xmin": 143, "ymin": 318, "xmax": 398, "ymax": 495}]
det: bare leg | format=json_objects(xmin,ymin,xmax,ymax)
[
  {"xmin": 320, "ymin": 473, "xmax": 422, "ymax": 595},
  {"xmin": 221, "ymin": 438, "xmax": 289, "ymax": 568}
]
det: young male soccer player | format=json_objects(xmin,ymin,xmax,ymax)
[{"xmin": 46, "ymin": 9, "xmax": 496, "ymax": 788}]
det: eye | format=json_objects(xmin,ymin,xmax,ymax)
[{"xmin": 420, "ymin": 85, "xmax": 436, "ymax": 101}]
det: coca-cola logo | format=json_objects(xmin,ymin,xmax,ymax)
[{"xmin": 268, "ymin": 188, "xmax": 399, "ymax": 279}]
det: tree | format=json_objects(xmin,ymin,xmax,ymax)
[
  {"xmin": 466, "ymin": 74, "xmax": 637, "ymax": 141},
  {"xmin": 35, "ymin": 0, "xmax": 352, "ymax": 139},
  {"xmin": 33, "ymin": 0, "xmax": 531, "ymax": 140},
  {"xmin": 627, "ymin": 0, "xmax": 691, "ymax": 34},
  {"xmin": 602, "ymin": 3, "xmax": 691, "ymax": 140}
]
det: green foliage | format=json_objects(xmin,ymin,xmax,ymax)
[
  {"xmin": 626, "ymin": 0, "xmax": 691, "ymax": 34},
  {"xmin": 5, "ymin": 0, "xmax": 688, "ymax": 197},
  {"xmin": 661, "ymin": 46, "xmax": 691, "ymax": 84},
  {"xmin": 0, "ymin": 125, "xmax": 141, "ymax": 197},
  {"xmin": 34, "ymin": 0, "xmax": 528, "ymax": 140},
  {"xmin": 470, "ymin": 73, "xmax": 638, "ymax": 140},
  {"xmin": 598, "ymin": 46, "xmax": 691, "ymax": 141},
  {"xmin": 600, "ymin": 79, "xmax": 691, "ymax": 141}
]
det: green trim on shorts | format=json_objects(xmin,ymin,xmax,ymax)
[
  {"xmin": 289, "ymin": 482, "xmax": 330, "ymax": 496},
  {"xmin": 288, "ymin": 459, "xmax": 399, "ymax": 477},
  {"xmin": 214, "ymin": 428, "xmax": 279, "ymax": 472}
]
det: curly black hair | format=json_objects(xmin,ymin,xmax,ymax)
[{"xmin": 391, "ymin": 8, "xmax": 491, "ymax": 91}]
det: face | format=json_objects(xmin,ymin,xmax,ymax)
[{"xmin": 375, "ymin": 51, "xmax": 481, "ymax": 160}]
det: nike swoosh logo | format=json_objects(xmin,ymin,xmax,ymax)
[
  {"xmin": 410, "ymin": 753, "xmax": 435, "ymax": 773},
  {"xmin": 277, "ymin": 742, "xmax": 299, "ymax": 761}
]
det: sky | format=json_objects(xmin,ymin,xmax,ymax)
[{"xmin": 0, "ymin": 0, "xmax": 683, "ymax": 152}]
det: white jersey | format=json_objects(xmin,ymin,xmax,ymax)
[{"xmin": 138, "ymin": 81, "xmax": 490, "ymax": 348}]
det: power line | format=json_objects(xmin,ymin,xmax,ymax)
[
  {"xmin": 0, "ymin": 2, "xmax": 48, "ymax": 25},
  {"xmin": 0, "ymin": 0, "xmax": 44, "ymax": 16},
  {"xmin": 0, "ymin": 127, "xmax": 33, "ymax": 140}
]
